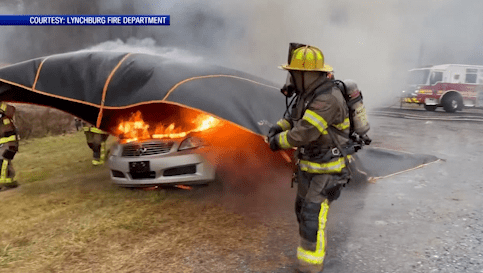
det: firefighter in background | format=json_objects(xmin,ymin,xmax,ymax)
[
  {"xmin": 267, "ymin": 44, "xmax": 370, "ymax": 273},
  {"xmin": 83, "ymin": 122, "xmax": 109, "ymax": 166},
  {"xmin": 0, "ymin": 102, "xmax": 19, "ymax": 189},
  {"xmin": 74, "ymin": 118, "xmax": 82, "ymax": 131}
]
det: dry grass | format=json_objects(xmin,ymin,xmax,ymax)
[{"xmin": 0, "ymin": 132, "xmax": 295, "ymax": 273}]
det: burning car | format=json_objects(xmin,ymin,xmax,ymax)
[
  {"xmin": 107, "ymin": 111, "xmax": 219, "ymax": 187},
  {"xmin": 0, "ymin": 51, "xmax": 292, "ymax": 187}
]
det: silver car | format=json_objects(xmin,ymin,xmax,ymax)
[{"xmin": 108, "ymin": 135, "xmax": 216, "ymax": 187}]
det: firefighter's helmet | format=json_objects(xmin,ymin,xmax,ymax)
[{"xmin": 280, "ymin": 45, "xmax": 333, "ymax": 72}]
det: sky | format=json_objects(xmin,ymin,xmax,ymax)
[{"xmin": 1, "ymin": 0, "xmax": 482, "ymax": 108}]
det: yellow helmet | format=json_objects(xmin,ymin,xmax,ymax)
[{"xmin": 280, "ymin": 45, "xmax": 333, "ymax": 72}]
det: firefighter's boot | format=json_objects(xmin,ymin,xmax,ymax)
[
  {"xmin": 297, "ymin": 262, "xmax": 323, "ymax": 273},
  {"xmin": 4, "ymin": 180, "xmax": 18, "ymax": 189},
  {"xmin": 297, "ymin": 239, "xmax": 324, "ymax": 273},
  {"xmin": 92, "ymin": 159, "xmax": 104, "ymax": 166}
]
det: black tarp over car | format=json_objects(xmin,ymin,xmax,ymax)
[
  {"xmin": 0, "ymin": 50, "xmax": 440, "ymax": 179},
  {"xmin": 0, "ymin": 51, "xmax": 285, "ymax": 136}
]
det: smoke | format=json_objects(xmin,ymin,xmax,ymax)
[
  {"xmin": 80, "ymin": 38, "xmax": 204, "ymax": 63},
  {"xmin": 195, "ymin": 122, "xmax": 295, "ymax": 219},
  {"xmin": 1, "ymin": 0, "xmax": 483, "ymax": 108}
]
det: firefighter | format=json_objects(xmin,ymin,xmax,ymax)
[
  {"xmin": 267, "ymin": 45, "xmax": 368, "ymax": 273},
  {"xmin": 83, "ymin": 122, "xmax": 109, "ymax": 166},
  {"xmin": 74, "ymin": 118, "xmax": 82, "ymax": 131},
  {"xmin": 0, "ymin": 102, "xmax": 19, "ymax": 189}
]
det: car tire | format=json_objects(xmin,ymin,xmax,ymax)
[
  {"xmin": 424, "ymin": 104, "xmax": 437, "ymax": 111},
  {"xmin": 442, "ymin": 93, "xmax": 462, "ymax": 113}
]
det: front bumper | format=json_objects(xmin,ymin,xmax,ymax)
[
  {"xmin": 401, "ymin": 96, "xmax": 421, "ymax": 104},
  {"xmin": 108, "ymin": 152, "xmax": 216, "ymax": 187}
]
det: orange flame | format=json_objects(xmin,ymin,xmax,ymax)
[
  {"xmin": 117, "ymin": 111, "xmax": 151, "ymax": 143},
  {"xmin": 116, "ymin": 111, "xmax": 220, "ymax": 143},
  {"xmin": 152, "ymin": 115, "xmax": 219, "ymax": 139}
]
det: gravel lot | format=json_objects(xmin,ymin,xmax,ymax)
[
  {"xmin": 207, "ymin": 113, "xmax": 483, "ymax": 272},
  {"xmin": 320, "ymin": 115, "xmax": 483, "ymax": 273}
]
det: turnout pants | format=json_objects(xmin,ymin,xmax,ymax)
[
  {"xmin": 0, "ymin": 142, "xmax": 17, "ymax": 187},
  {"xmin": 295, "ymin": 168, "xmax": 349, "ymax": 272},
  {"xmin": 85, "ymin": 131, "xmax": 109, "ymax": 165}
]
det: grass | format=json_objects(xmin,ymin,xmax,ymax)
[
  {"xmin": 14, "ymin": 132, "xmax": 97, "ymax": 184},
  {"xmin": 0, "ymin": 131, "xmax": 291, "ymax": 272}
]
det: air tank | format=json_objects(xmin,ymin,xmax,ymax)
[{"xmin": 343, "ymin": 79, "xmax": 370, "ymax": 136}]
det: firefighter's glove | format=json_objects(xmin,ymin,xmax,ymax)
[
  {"xmin": 361, "ymin": 134, "xmax": 372, "ymax": 145},
  {"xmin": 267, "ymin": 125, "xmax": 284, "ymax": 139},
  {"xmin": 268, "ymin": 135, "xmax": 281, "ymax": 151}
]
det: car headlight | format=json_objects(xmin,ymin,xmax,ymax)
[
  {"xmin": 178, "ymin": 137, "xmax": 203, "ymax": 151},
  {"xmin": 110, "ymin": 142, "xmax": 123, "ymax": 157}
]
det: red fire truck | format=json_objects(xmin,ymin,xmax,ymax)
[{"xmin": 401, "ymin": 64, "xmax": 483, "ymax": 112}]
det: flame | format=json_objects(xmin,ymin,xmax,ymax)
[
  {"xmin": 117, "ymin": 111, "xmax": 151, "ymax": 143},
  {"xmin": 152, "ymin": 113, "xmax": 220, "ymax": 139},
  {"xmin": 116, "ymin": 110, "xmax": 220, "ymax": 143},
  {"xmin": 174, "ymin": 185, "xmax": 192, "ymax": 190}
]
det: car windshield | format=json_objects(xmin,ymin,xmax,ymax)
[{"xmin": 407, "ymin": 69, "xmax": 430, "ymax": 85}]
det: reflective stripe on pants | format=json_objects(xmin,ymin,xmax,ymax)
[
  {"xmin": 100, "ymin": 141, "xmax": 106, "ymax": 161},
  {"xmin": 0, "ymin": 159, "xmax": 13, "ymax": 183},
  {"xmin": 297, "ymin": 199, "xmax": 329, "ymax": 265}
]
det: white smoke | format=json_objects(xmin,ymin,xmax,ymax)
[
  {"xmin": 79, "ymin": 37, "xmax": 204, "ymax": 63},
  {"xmin": 1, "ymin": 0, "xmax": 483, "ymax": 108},
  {"xmin": 0, "ymin": 1, "xmax": 21, "ymax": 62}
]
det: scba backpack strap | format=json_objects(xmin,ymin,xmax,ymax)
[{"xmin": 301, "ymin": 79, "xmax": 359, "ymax": 144}]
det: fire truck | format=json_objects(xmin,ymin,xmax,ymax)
[{"xmin": 401, "ymin": 64, "xmax": 483, "ymax": 112}]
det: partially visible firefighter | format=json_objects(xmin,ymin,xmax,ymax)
[
  {"xmin": 82, "ymin": 122, "xmax": 109, "ymax": 166},
  {"xmin": 0, "ymin": 102, "xmax": 19, "ymax": 189},
  {"xmin": 267, "ymin": 43, "xmax": 371, "ymax": 273},
  {"xmin": 74, "ymin": 118, "xmax": 82, "ymax": 131}
]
